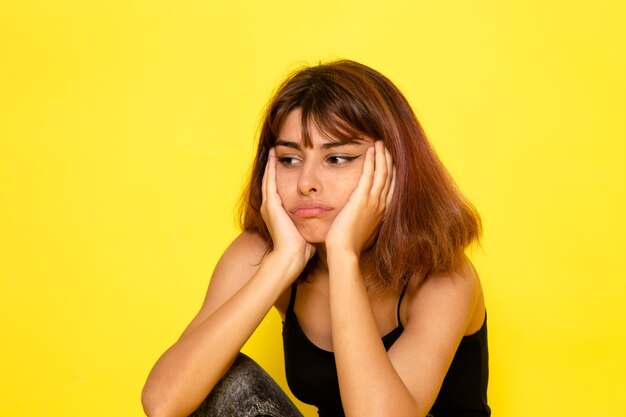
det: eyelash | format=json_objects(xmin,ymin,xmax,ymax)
[
  {"xmin": 277, "ymin": 155, "xmax": 359, "ymax": 166},
  {"xmin": 327, "ymin": 155, "xmax": 358, "ymax": 164},
  {"xmin": 277, "ymin": 157, "xmax": 299, "ymax": 166}
]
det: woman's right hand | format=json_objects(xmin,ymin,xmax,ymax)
[{"xmin": 261, "ymin": 148, "xmax": 316, "ymax": 279}]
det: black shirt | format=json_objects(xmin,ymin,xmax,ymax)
[{"xmin": 282, "ymin": 284, "xmax": 490, "ymax": 417}]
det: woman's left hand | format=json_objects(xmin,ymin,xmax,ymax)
[{"xmin": 325, "ymin": 141, "xmax": 395, "ymax": 255}]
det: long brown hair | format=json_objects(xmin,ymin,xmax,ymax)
[{"xmin": 239, "ymin": 59, "xmax": 481, "ymax": 290}]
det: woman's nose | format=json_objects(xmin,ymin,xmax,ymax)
[{"xmin": 297, "ymin": 164, "xmax": 322, "ymax": 195}]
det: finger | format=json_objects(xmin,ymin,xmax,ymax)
[
  {"xmin": 385, "ymin": 165, "xmax": 396, "ymax": 208},
  {"xmin": 381, "ymin": 145, "xmax": 394, "ymax": 201},
  {"xmin": 305, "ymin": 243, "xmax": 316, "ymax": 261},
  {"xmin": 267, "ymin": 148, "xmax": 277, "ymax": 200},
  {"xmin": 370, "ymin": 141, "xmax": 388, "ymax": 198},
  {"xmin": 354, "ymin": 145, "xmax": 376, "ymax": 199},
  {"xmin": 261, "ymin": 149, "xmax": 271, "ymax": 204}
]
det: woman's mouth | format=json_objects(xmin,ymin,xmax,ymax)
[{"xmin": 290, "ymin": 203, "xmax": 333, "ymax": 218}]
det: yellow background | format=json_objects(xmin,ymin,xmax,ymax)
[{"xmin": 1, "ymin": 1, "xmax": 625, "ymax": 416}]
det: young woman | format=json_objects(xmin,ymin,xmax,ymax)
[{"xmin": 142, "ymin": 60, "xmax": 490, "ymax": 417}]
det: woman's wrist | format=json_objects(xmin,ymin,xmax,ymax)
[
  {"xmin": 326, "ymin": 247, "xmax": 360, "ymax": 272},
  {"xmin": 326, "ymin": 241, "xmax": 359, "ymax": 260},
  {"xmin": 263, "ymin": 249, "xmax": 307, "ymax": 286}
]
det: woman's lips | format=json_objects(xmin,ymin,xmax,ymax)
[{"xmin": 290, "ymin": 204, "xmax": 333, "ymax": 218}]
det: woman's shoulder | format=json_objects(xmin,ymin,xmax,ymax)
[
  {"xmin": 216, "ymin": 231, "xmax": 269, "ymax": 268},
  {"xmin": 403, "ymin": 255, "xmax": 484, "ymax": 335},
  {"xmin": 226, "ymin": 230, "xmax": 269, "ymax": 252},
  {"xmin": 205, "ymin": 231, "xmax": 269, "ymax": 294},
  {"xmin": 418, "ymin": 255, "xmax": 479, "ymax": 292}
]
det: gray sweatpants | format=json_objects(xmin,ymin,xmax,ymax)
[{"xmin": 189, "ymin": 353, "xmax": 304, "ymax": 417}]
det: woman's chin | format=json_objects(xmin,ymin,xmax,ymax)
[
  {"xmin": 302, "ymin": 233, "xmax": 327, "ymax": 244},
  {"xmin": 296, "ymin": 225, "xmax": 329, "ymax": 244},
  {"xmin": 304, "ymin": 237, "xmax": 326, "ymax": 245}
]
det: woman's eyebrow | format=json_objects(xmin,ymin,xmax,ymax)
[
  {"xmin": 321, "ymin": 139, "xmax": 364, "ymax": 149},
  {"xmin": 274, "ymin": 140, "xmax": 302, "ymax": 150}
]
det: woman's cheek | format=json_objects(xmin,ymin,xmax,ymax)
[
  {"xmin": 274, "ymin": 168, "xmax": 290, "ymax": 200},
  {"xmin": 336, "ymin": 166, "xmax": 364, "ymax": 194}
]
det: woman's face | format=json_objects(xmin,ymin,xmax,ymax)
[{"xmin": 274, "ymin": 109, "xmax": 374, "ymax": 243}]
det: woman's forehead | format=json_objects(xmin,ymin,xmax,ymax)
[{"xmin": 276, "ymin": 109, "xmax": 371, "ymax": 147}]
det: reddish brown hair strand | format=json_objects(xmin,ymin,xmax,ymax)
[{"xmin": 238, "ymin": 60, "xmax": 481, "ymax": 289}]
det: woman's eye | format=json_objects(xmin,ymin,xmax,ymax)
[
  {"xmin": 277, "ymin": 156, "xmax": 300, "ymax": 166},
  {"xmin": 327, "ymin": 155, "xmax": 358, "ymax": 165}
]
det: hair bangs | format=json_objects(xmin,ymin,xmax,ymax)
[{"xmin": 299, "ymin": 93, "xmax": 370, "ymax": 146}]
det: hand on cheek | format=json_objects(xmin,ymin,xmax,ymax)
[
  {"xmin": 261, "ymin": 149, "xmax": 316, "ymax": 274},
  {"xmin": 325, "ymin": 141, "xmax": 396, "ymax": 255}
]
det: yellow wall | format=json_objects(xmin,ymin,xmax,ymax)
[{"xmin": 1, "ymin": 1, "xmax": 624, "ymax": 416}]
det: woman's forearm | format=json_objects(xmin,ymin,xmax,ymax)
[
  {"xmin": 141, "ymin": 252, "xmax": 297, "ymax": 417},
  {"xmin": 327, "ymin": 250, "xmax": 420, "ymax": 417}
]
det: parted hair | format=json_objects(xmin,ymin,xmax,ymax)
[{"xmin": 239, "ymin": 59, "xmax": 481, "ymax": 290}]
